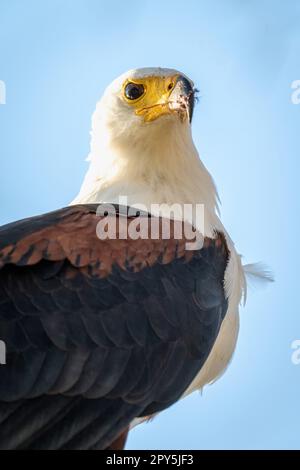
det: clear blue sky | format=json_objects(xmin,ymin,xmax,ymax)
[{"xmin": 0, "ymin": 0, "xmax": 299, "ymax": 449}]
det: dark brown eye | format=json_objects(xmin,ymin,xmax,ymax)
[{"xmin": 125, "ymin": 82, "xmax": 145, "ymax": 100}]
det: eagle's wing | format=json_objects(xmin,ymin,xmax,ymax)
[{"xmin": 0, "ymin": 204, "xmax": 229, "ymax": 450}]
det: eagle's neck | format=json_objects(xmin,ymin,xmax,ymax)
[{"xmin": 71, "ymin": 120, "xmax": 220, "ymax": 235}]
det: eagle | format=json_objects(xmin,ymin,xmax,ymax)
[{"xmin": 0, "ymin": 67, "xmax": 266, "ymax": 450}]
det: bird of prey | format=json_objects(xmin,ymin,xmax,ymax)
[{"xmin": 0, "ymin": 68, "xmax": 264, "ymax": 450}]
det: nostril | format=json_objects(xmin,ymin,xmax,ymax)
[{"xmin": 168, "ymin": 83, "xmax": 174, "ymax": 91}]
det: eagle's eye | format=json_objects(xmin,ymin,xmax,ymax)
[{"xmin": 124, "ymin": 82, "xmax": 145, "ymax": 101}]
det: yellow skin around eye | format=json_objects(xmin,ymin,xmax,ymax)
[{"xmin": 122, "ymin": 75, "xmax": 180, "ymax": 122}]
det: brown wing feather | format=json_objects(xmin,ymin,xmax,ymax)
[
  {"xmin": 0, "ymin": 204, "xmax": 229, "ymax": 449},
  {"xmin": 0, "ymin": 204, "xmax": 207, "ymax": 274}
]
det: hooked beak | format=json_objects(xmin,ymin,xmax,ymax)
[
  {"xmin": 169, "ymin": 75, "xmax": 196, "ymax": 123},
  {"xmin": 134, "ymin": 74, "xmax": 196, "ymax": 123}
]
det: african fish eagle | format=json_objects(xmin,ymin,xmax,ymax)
[{"xmin": 0, "ymin": 68, "xmax": 265, "ymax": 450}]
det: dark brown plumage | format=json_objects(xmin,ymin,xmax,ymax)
[{"xmin": 0, "ymin": 204, "xmax": 229, "ymax": 449}]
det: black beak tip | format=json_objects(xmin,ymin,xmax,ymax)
[{"xmin": 176, "ymin": 75, "xmax": 195, "ymax": 122}]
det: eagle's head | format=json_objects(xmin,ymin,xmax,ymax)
[
  {"xmin": 91, "ymin": 67, "xmax": 197, "ymax": 150},
  {"xmin": 73, "ymin": 67, "xmax": 218, "ymax": 229}
]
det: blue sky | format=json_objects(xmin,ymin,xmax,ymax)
[{"xmin": 0, "ymin": 0, "xmax": 299, "ymax": 449}]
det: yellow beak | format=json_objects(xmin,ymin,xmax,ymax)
[{"xmin": 123, "ymin": 74, "xmax": 195, "ymax": 123}]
